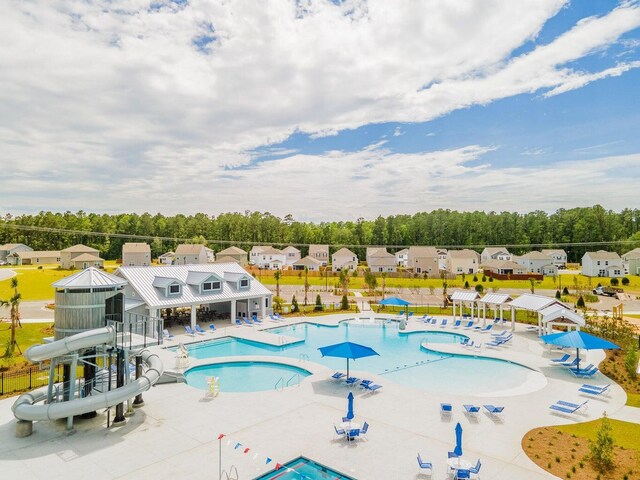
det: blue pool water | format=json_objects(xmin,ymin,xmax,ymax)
[
  {"xmin": 185, "ymin": 319, "xmax": 539, "ymax": 395},
  {"xmin": 185, "ymin": 361, "xmax": 311, "ymax": 392},
  {"xmin": 254, "ymin": 456, "xmax": 354, "ymax": 480}
]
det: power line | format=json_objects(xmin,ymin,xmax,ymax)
[{"xmin": 1, "ymin": 223, "xmax": 636, "ymax": 250}]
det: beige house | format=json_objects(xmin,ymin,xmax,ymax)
[
  {"xmin": 292, "ymin": 255, "xmax": 322, "ymax": 271},
  {"xmin": 622, "ymin": 248, "xmax": 640, "ymax": 275},
  {"xmin": 446, "ymin": 249, "xmax": 480, "ymax": 274},
  {"xmin": 483, "ymin": 260, "xmax": 527, "ymax": 276},
  {"xmin": 395, "ymin": 248, "xmax": 409, "ymax": 267},
  {"xmin": 309, "ymin": 245, "xmax": 329, "ymax": 266},
  {"xmin": 216, "ymin": 246, "xmax": 248, "ymax": 266},
  {"xmin": 541, "ymin": 249, "xmax": 568, "ymax": 267},
  {"xmin": 7, "ymin": 250, "xmax": 60, "ymax": 266},
  {"xmin": 122, "ymin": 243, "xmax": 151, "ymax": 267},
  {"xmin": 282, "ymin": 246, "xmax": 301, "ymax": 266},
  {"xmin": 331, "ymin": 247, "xmax": 358, "ymax": 272},
  {"xmin": 515, "ymin": 251, "xmax": 557, "ymax": 275},
  {"xmin": 408, "ymin": 246, "xmax": 439, "ymax": 275},
  {"xmin": 158, "ymin": 251, "xmax": 175, "ymax": 265},
  {"xmin": 174, "ymin": 244, "xmax": 209, "ymax": 265},
  {"xmin": 367, "ymin": 249, "xmax": 397, "ymax": 273},
  {"xmin": 481, "ymin": 247, "xmax": 512, "ymax": 264},
  {"xmin": 0, "ymin": 243, "xmax": 32, "ymax": 263},
  {"xmin": 61, "ymin": 244, "xmax": 102, "ymax": 269}
]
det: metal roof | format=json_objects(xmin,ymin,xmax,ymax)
[
  {"xmin": 152, "ymin": 276, "xmax": 184, "ymax": 288},
  {"xmin": 450, "ymin": 290, "xmax": 480, "ymax": 301},
  {"xmin": 478, "ymin": 293, "xmax": 513, "ymax": 305},
  {"xmin": 186, "ymin": 271, "xmax": 219, "ymax": 285},
  {"xmin": 117, "ymin": 263, "xmax": 271, "ymax": 308},
  {"xmin": 508, "ymin": 294, "xmax": 565, "ymax": 312},
  {"xmin": 540, "ymin": 305, "xmax": 585, "ymax": 326},
  {"xmin": 52, "ymin": 267, "xmax": 127, "ymax": 289}
]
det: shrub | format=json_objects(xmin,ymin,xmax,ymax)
[
  {"xmin": 555, "ymin": 290, "xmax": 561, "ymax": 299},
  {"xmin": 473, "ymin": 275, "xmax": 478, "ymax": 282},
  {"xmin": 590, "ymin": 414, "xmax": 614, "ymax": 473},
  {"xmin": 475, "ymin": 284, "xmax": 484, "ymax": 293},
  {"xmin": 314, "ymin": 294, "xmax": 323, "ymax": 312},
  {"xmin": 291, "ymin": 295, "xmax": 299, "ymax": 313},
  {"xmin": 621, "ymin": 277, "xmax": 630, "ymax": 286},
  {"xmin": 610, "ymin": 278, "xmax": 619, "ymax": 286},
  {"xmin": 464, "ymin": 281, "xmax": 469, "ymax": 289},
  {"xmin": 625, "ymin": 346, "xmax": 638, "ymax": 380},
  {"xmin": 482, "ymin": 275, "xmax": 487, "ymax": 282},
  {"xmin": 273, "ymin": 296, "xmax": 284, "ymax": 312},
  {"xmin": 341, "ymin": 295, "xmax": 349, "ymax": 310},
  {"xmin": 576, "ymin": 296, "xmax": 585, "ymax": 308},
  {"xmin": 563, "ymin": 286, "xmax": 569, "ymax": 295},
  {"xmin": 488, "ymin": 276, "xmax": 493, "ymax": 282}
]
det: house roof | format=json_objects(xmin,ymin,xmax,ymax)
[
  {"xmin": 482, "ymin": 247, "xmax": 510, "ymax": 256},
  {"xmin": 622, "ymin": 248, "xmax": 640, "ymax": 260},
  {"xmin": 448, "ymin": 249, "xmax": 479, "ymax": 259},
  {"xmin": 519, "ymin": 251, "xmax": 551, "ymax": 260},
  {"xmin": 541, "ymin": 249, "xmax": 567, "ymax": 257},
  {"xmin": 508, "ymin": 294, "xmax": 565, "ymax": 312},
  {"xmin": 250, "ymin": 245, "xmax": 271, "ymax": 253},
  {"xmin": 61, "ymin": 244, "xmax": 99, "ymax": 254},
  {"xmin": 293, "ymin": 256, "xmax": 322, "ymax": 267},
  {"xmin": 583, "ymin": 250, "xmax": 621, "ymax": 260},
  {"xmin": 282, "ymin": 246, "xmax": 300, "ymax": 254},
  {"xmin": 0, "ymin": 243, "xmax": 29, "ymax": 251},
  {"xmin": 214, "ymin": 255, "xmax": 240, "ymax": 264},
  {"xmin": 257, "ymin": 246, "xmax": 283, "ymax": 255},
  {"xmin": 368, "ymin": 252, "xmax": 396, "ymax": 266},
  {"xmin": 409, "ymin": 246, "xmax": 438, "ymax": 257},
  {"xmin": 478, "ymin": 293, "xmax": 513, "ymax": 305},
  {"xmin": 309, "ymin": 245, "xmax": 329, "ymax": 255},
  {"xmin": 539, "ymin": 305, "xmax": 585, "ymax": 326},
  {"xmin": 217, "ymin": 246, "xmax": 247, "ymax": 256},
  {"xmin": 53, "ymin": 267, "xmax": 127, "ymax": 289},
  {"xmin": 332, "ymin": 247, "xmax": 357, "ymax": 258},
  {"xmin": 72, "ymin": 253, "xmax": 103, "ymax": 262},
  {"xmin": 450, "ymin": 290, "xmax": 481, "ymax": 302},
  {"xmin": 158, "ymin": 251, "xmax": 175, "ymax": 258},
  {"xmin": 175, "ymin": 244, "xmax": 207, "ymax": 255},
  {"xmin": 123, "ymin": 243, "xmax": 151, "ymax": 254},
  {"xmin": 483, "ymin": 260, "xmax": 524, "ymax": 270},
  {"xmin": 14, "ymin": 250, "xmax": 60, "ymax": 259},
  {"xmin": 395, "ymin": 248, "xmax": 409, "ymax": 256},
  {"xmin": 116, "ymin": 263, "xmax": 270, "ymax": 309}
]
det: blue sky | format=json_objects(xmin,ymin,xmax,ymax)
[{"xmin": 0, "ymin": 0, "xmax": 639, "ymax": 220}]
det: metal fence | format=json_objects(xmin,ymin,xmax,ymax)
[{"xmin": 0, "ymin": 364, "xmax": 62, "ymax": 397}]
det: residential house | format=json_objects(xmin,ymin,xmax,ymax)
[
  {"xmin": 215, "ymin": 246, "xmax": 248, "ymax": 266},
  {"xmin": 158, "ymin": 251, "xmax": 175, "ymax": 265},
  {"xmin": 437, "ymin": 248, "xmax": 449, "ymax": 270},
  {"xmin": 282, "ymin": 246, "xmax": 301, "ymax": 266},
  {"xmin": 622, "ymin": 248, "xmax": 640, "ymax": 275},
  {"xmin": 249, "ymin": 246, "xmax": 269, "ymax": 265},
  {"xmin": 7, "ymin": 250, "xmax": 60, "ymax": 266},
  {"xmin": 581, "ymin": 251, "xmax": 624, "ymax": 277},
  {"xmin": 395, "ymin": 248, "xmax": 409, "ymax": 267},
  {"xmin": 61, "ymin": 244, "xmax": 102, "ymax": 269},
  {"xmin": 205, "ymin": 247, "xmax": 215, "ymax": 263},
  {"xmin": 174, "ymin": 244, "xmax": 209, "ymax": 265},
  {"xmin": 407, "ymin": 246, "xmax": 439, "ymax": 275},
  {"xmin": 480, "ymin": 247, "xmax": 512, "ymax": 264},
  {"xmin": 292, "ymin": 256, "xmax": 322, "ymax": 271},
  {"xmin": 332, "ymin": 247, "xmax": 358, "ymax": 272},
  {"xmin": 483, "ymin": 260, "xmax": 527, "ymax": 276},
  {"xmin": 367, "ymin": 248, "xmax": 397, "ymax": 273},
  {"xmin": 122, "ymin": 243, "xmax": 151, "ymax": 267},
  {"xmin": 446, "ymin": 249, "xmax": 480, "ymax": 274},
  {"xmin": 309, "ymin": 245, "xmax": 329, "ymax": 266},
  {"xmin": 515, "ymin": 251, "xmax": 558, "ymax": 276},
  {"xmin": 0, "ymin": 243, "xmax": 32, "ymax": 263},
  {"xmin": 541, "ymin": 249, "xmax": 568, "ymax": 268},
  {"xmin": 253, "ymin": 246, "xmax": 286, "ymax": 270}
]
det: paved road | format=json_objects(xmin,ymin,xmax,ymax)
[
  {"xmin": 0, "ymin": 269, "xmax": 16, "ymax": 281},
  {"xmin": 0, "ymin": 300, "xmax": 54, "ymax": 323}
]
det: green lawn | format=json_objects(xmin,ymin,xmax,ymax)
[
  {"xmin": 0, "ymin": 322, "xmax": 53, "ymax": 369},
  {"xmin": 556, "ymin": 418, "xmax": 640, "ymax": 451},
  {"xmin": 627, "ymin": 393, "xmax": 640, "ymax": 408}
]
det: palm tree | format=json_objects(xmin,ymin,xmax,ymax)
[
  {"xmin": 274, "ymin": 270, "xmax": 281, "ymax": 298},
  {"xmin": 1, "ymin": 278, "xmax": 22, "ymax": 357},
  {"xmin": 303, "ymin": 267, "xmax": 309, "ymax": 306},
  {"xmin": 381, "ymin": 272, "xmax": 388, "ymax": 299}
]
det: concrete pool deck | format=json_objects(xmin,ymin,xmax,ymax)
[{"xmin": 0, "ymin": 314, "xmax": 636, "ymax": 480}]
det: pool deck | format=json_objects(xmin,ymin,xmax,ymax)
[{"xmin": 0, "ymin": 314, "xmax": 636, "ymax": 480}]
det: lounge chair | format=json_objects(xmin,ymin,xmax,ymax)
[
  {"xmin": 549, "ymin": 400, "xmax": 589, "ymax": 414},
  {"xmin": 359, "ymin": 379, "xmax": 373, "ymax": 388},
  {"xmin": 462, "ymin": 340, "xmax": 474, "ymax": 348},
  {"xmin": 550, "ymin": 353, "xmax": 571, "ymax": 364},
  {"xmin": 580, "ymin": 383, "xmax": 610, "ymax": 393},
  {"xmin": 184, "ymin": 326, "xmax": 196, "ymax": 336},
  {"xmin": 252, "ymin": 315, "xmax": 263, "ymax": 323},
  {"xmin": 462, "ymin": 321, "xmax": 474, "ymax": 329},
  {"xmin": 474, "ymin": 324, "xmax": 493, "ymax": 333},
  {"xmin": 269, "ymin": 314, "xmax": 279, "ymax": 322},
  {"xmin": 447, "ymin": 451, "xmax": 459, "ymax": 459},
  {"xmin": 491, "ymin": 330, "xmax": 508, "ymax": 338},
  {"xmin": 440, "ymin": 403, "xmax": 452, "ymax": 416},
  {"xmin": 162, "ymin": 329, "xmax": 174, "ymax": 340},
  {"xmin": 463, "ymin": 404, "xmax": 480, "ymax": 416},
  {"xmin": 416, "ymin": 453, "xmax": 432, "ymax": 474},
  {"xmin": 408, "ymin": 312, "xmax": 414, "ymax": 318},
  {"xmin": 330, "ymin": 372, "xmax": 346, "ymax": 381},
  {"xmin": 241, "ymin": 317, "xmax": 254, "ymax": 326},
  {"xmin": 561, "ymin": 358, "xmax": 579, "ymax": 367},
  {"xmin": 572, "ymin": 366, "xmax": 599, "ymax": 378},
  {"xmin": 486, "ymin": 334, "xmax": 512, "ymax": 347},
  {"xmin": 579, "ymin": 384, "xmax": 610, "ymax": 396},
  {"xmin": 209, "ymin": 324, "xmax": 216, "ymax": 332},
  {"xmin": 363, "ymin": 383, "xmax": 382, "ymax": 393},
  {"xmin": 452, "ymin": 320, "xmax": 462, "ymax": 328},
  {"xmin": 194, "ymin": 325, "xmax": 207, "ymax": 335},
  {"xmin": 483, "ymin": 404, "xmax": 504, "ymax": 417},
  {"xmin": 397, "ymin": 310, "xmax": 405, "ymax": 317},
  {"xmin": 275, "ymin": 313, "xmax": 284, "ymax": 320},
  {"xmin": 345, "ymin": 376, "xmax": 360, "ymax": 386},
  {"xmin": 440, "ymin": 319, "xmax": 448, "ymax": 328}
]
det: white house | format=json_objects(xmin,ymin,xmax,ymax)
[
  {"xmin": 437, "ymin": 248, "xmax": 448, "ymax": 270},
  {"xmin": 282, "ymin": 246, "xmax": 301, "ymax": 266},
  {"xmin": 292, "ymin": 255, "xmax": 322, "ymax": 271},
  {"xmin": 205, "ymin": 247, "xmax": 215, "ymax": 263},
  {"xmin": 482, "ymin": 260, "xmax": 527, "ymax": 276},
  {"xmin": 622, "ymin": 248, "xmax": 640, "ymax": 275},
  {"xmin": 445, "ymin": 249, "xmax": 480, "ymax": 274},
  {"xmin": 253, "ymin": 246, "xmax": 286, "ymax": 270},
  {"xmin": 515, "ymin": 251, "xmax": 557, "ymax": 275},
  {"xmin": 308, "ymin": 245, "xmax": 329, "ymax": 266},
  {"xmin": 541, "ymin": 249, "xmax": 567, "ymax": 268},
  {"xmin": 332, "ymin": 247, "xmax": 358, "ymax": 272},
  {"xmin": 581, "ymin": 251, "xmax": 624, "ymax": 277},
  {"xmin": 481, "ymin": 247, "xmax": 512, "ymax": 264},
  {"xmin": 395, "ymin": 248, "xmax": 409, "ymax": 267},
  {"xmin": 158, "ymin": 251, "xmax": 175, "ymax": 265},
  {"xmin": 174, "ymin": 244, "xmax": 209, "ymax": 265},
  {"xmin": 0, "ymin": 243, "xmax": 33, "ymax": 263},
  {"xmin": 116, "ymin": 263, "xmax": 272, "ymax": 327},
  {"xmin": 367, "ymin": 249, "xmax": 397, "ymax": 273}
]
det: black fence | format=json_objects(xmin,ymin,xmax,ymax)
[{"xmin": 0, "ymin": 364, "xmax": 62, "ymax": 397}]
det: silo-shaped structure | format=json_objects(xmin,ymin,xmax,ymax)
[{"xmin": 52, "ymin": 267, "xmax": 127, "ymax": 340}]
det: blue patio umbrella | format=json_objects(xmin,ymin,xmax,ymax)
[
  {"xmin": 379, "ymin": 296, "xmax": 411, "ymax": 306},
  {"xmin": 318, "ymin": 341, "xmax": 379, "ymax": 379},
  {"xmin": 454, "ymin": 422, "xmax": 463, "ymax": 457},
  {"xmin": 346, "ymin": 391, "xmax": 354, "ymax": 420},
  {"xmin": 540, "ymin": 330, "xmax": 619, "ymax": 374}
]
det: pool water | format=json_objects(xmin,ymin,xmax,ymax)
[
  {"xmin": 254, "ymin": 456, "xmax": 354, "ymax": 480},
  {"xmin": 184, "ymin": 361, "xmax": 311, "ymax": 392},
  {"xmin": 185, "ymin": 319, "xmax": 541, "ymax": 395}
]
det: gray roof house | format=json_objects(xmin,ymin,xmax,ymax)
[
  {"xmin": 309, "ymin": 245, "xmax": 329, "ymax": 266},
  {"xmin": 367, "ymin": 249, "xmax": 397, "ymax": 273},
  {"xmin": 216, "ymin": 246, "xmax": 248, "ymax": 266},
  {"xmin": 174, "ymin": 244, "xmax": 208, "ymax": 265},
  {"xmin": 292, "ymin": 255, "xmax": 322, "ymax": 271},
  {"xmin": 408, "ymin": 246, "xmax": 438, "ymax": 276},
  {"xmin": 581, "ymin": 251, "xmax": 623, "ymax": 278},
  {"xmin": 0, "ymin": 243, "xmax": 33, "ymax": 263},
  {"xmin": 122, "ymin": 242, "xmax": 151, "ymax": 267},
  {"xmin": 61, "ymin": 244, "xmax": 102, "ymax": 269},
  {"xmin": 331, "ymin": 247, "xmax": 358, "ymax": 272}
]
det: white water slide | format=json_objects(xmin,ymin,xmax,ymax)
[{"xmin": 12, "ymin": 326, "xmax": 164, "ymax": 421}]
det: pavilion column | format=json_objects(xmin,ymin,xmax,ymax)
[
  {"xmin": 499, "ymin": 305, "xmax": 503, "ymax": 324},
  {"xmin": 190, "ymin": 304, "xmax": 197, "ymax": 329},
  {"xmin": 260, "ymin": 296, "xmax": 266, "ymax": 319},
  {"xmin": 511, "ymin": 306, "xmax": 515, "ymax": 332},
  {"xmin": 453, "ymin": 301, "xmax": 456, "ymax": 321},
  {"xmin": 230, "ymin": 301, "xmax": 237, "ymax": 326},
  {"xmin": 471, "ymin": 302, "xmax": 475, "ymax": 322},
  {"xmin": 482, "ymin": 303, "xmax": 486, "ymax": 326}
]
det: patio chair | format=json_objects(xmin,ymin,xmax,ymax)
[
  {"xmin": 347, "ymin": 429, "xmax": 360, "ymax": 441},
  {"xmin": 408, "ymin": 312, "xmax": 414, "ymax": 318},
  {"xmin": 579, "ymin": 383, "xmax": 610, "ymax": 395},
  {"xmin": 345, "ymin": 376, "xmax": 360, "ymax": 387},
  {"xmin": 572, "ymin": 366, "xmax": 599, "ymax": 378},
  {"xmin": 184, "ymin": 326, "xmax": 196, "ymax": 336},
  {"xmin": 454, "ymin": 469, "xmax": 471, "ymax": 479},
  {"xmin": 550, "ymin": 353, "xmax": 571, "ymax": 364},
  {"xmin": 462, "ymin": 321, "xmax": 474, "ymax": 329},
  {"xmin": 452, "ymin": 320, "xmax": 462, "ymax": 328},
  {"xmin": 333, "ymin": 425, "xmax": 346, "ymax": 438},
  {"xmin": 490, "ymin": 330, "xmax": 508, "ymax": 338},
  {"xmin": 397, "ymin": 310, "xmax": 405, "ymax": 317},
  {"xmin": 474, "ymin": 324, "xmax": 493, "ymax": 333},
  {"xmin": 330, "ymin": 372, "xmax": 346, "ymax": 381},
  {"xmin": 463, "ymin": 404, "xmax": 481, "ymax": 416},
  {"xmin": 162, "ymin": 329, "xmax": 174, "ymax": 340},
  {"xmin": 440, "ymin": 319, "xmax": 448, "ymax": 328},
  {"xmin": 447, "ymin": 451, "xmax": 460, "ymax": 459},
  {"xmin": 416, "ymin": 453, "xmax": 432, "ymax": 474},
  {"xmin": 241, "ymin": 317, "xmax": 254, "ymax": 326},
  {"xmin": 194, "ymin": 325, "xmax": 207, "ymax": 335},
  {"xmin": 252, "ymin": 315, "xmax": 263, "ymax": 323},
  {"xmin": 269, "ymin": 314, "xmax": 279, "ymax": 322},
  {"xmin": 363, "ymin": 383, "xmax": 383, "ymax": 393},
  {"xmin": 469, "ymin": 459, "xmax": 482, "ymax": 477},
  {"xmin": 360, "ymin": 421, "xmax": 369, "ymax": 440},
  {"xmin": 560, "ymin": 358, "xmax": 579, "ymax": 367},
  {"xmin": 275, "ymin": 313, "xmax": 284, "ymax": 320},
  {"xmin": 549, "ymin": 400, "xmax": 589, "ymax": 414},
  {"xmin": 440, "ymin": 403, "xmax": 453, "ymax": 416},
  {"xmin": 483, "ymin": 404, "xmax": 504, "ymax": 418},
  {"xmin": 209, "ymin": 324, "xmax": 216, "ymax": 332}
]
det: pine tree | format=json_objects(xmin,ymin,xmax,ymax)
[{"xmin": 590, "ymin": 413, "xmax": 614, "ymax": 473}]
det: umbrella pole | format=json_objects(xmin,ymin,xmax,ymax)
[
  {"xmin": 347, "ymin": 358, "xmax": 350, "ymax": 379},
  {"xmin": 576, "ymin": 348, "xmax": 580, "ymax": 374}
]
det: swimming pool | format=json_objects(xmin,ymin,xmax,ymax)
[
  {"xmin": 184, "ymin": 361, "xmax": 311, "ymax": 392},
  {"xmin": 185, "ymin": 319, "xmax": 544, "ymax": 395},
  {"xmin": 254, "ymin": 456, "xmax": 354, "ymax": 480}
]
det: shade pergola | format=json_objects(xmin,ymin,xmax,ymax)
[
  {"xmin": 478, "ymin": 293, "xmax": 513, "ymax": 327},
  {"xmin": 507, "ymin": 293, "xmax": 567, "ymax": 335},
  {"xmin": 539, "ymin": 305, "xmax": 585, "ymax": 336},
  {"xmin": 450, "ymin": 290, "xmax": 481, "ymax": 322}
]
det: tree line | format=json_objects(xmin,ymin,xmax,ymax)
[{"xmin": 0, "ymin": 205, "xmax": 638, "ymax": 263}]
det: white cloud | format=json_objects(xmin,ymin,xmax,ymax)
[{"xmin": 0, "ymin": 0, "xmax": 639, "ymax": 218}]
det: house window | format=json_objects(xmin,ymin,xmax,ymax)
[
  {"xmin": 240, "ymin": 279, "xmax": 249, "ymax": 288},
  {"xmin": 605, "ymin": 261, "xmax": 609, "ymax": 266},
  {"xmin": 202, "ymin": 281, "xmax": 221, "ymax": 292},
  {"xmin": 597, "ymin": 261, "xmax": 600, "ymax": 265},
  {"xmin": 169, "ymin": 284, "xmax": 181, "ymax": 295}
]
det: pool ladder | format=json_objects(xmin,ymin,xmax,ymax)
[
  {"xmin": 298, "ymin": 353, "xmax": 310, "ymax": 363},
  {"xmin": 220, "ymin": 465, "xmax": 238, "ymax": 480},
  {"xmin": 274, "ymin": 373, "xmax": 301, "ymax": 391}
]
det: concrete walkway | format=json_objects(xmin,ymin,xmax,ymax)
[{"xmin": 0, "ymin": 313, "xmax": 635, "ymax": 480}]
